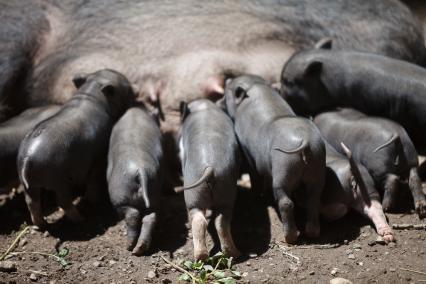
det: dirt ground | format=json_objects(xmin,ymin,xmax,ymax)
[
  {"xmin": 0, "ymin": 2, "xmax": 426, "ymax": 284},
  {"xmin": 0, "ymin": 180, "xmax": 425, "ymax": 284}
]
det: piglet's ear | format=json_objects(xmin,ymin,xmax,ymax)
[
  {"xmin": 180, "ymin": 101, "xmax": 190, "ymax": 122},
  {"xmin": 235, "ymin": 86, "xmax": 249, "ymax": 101},
  {"xmin": 314, "ymin": 37, "xmax": 333, "ymax": 50},
  {"xmin": 304, "ymin": 61, "xmax": 322, "ymax": 77},
  {"xmin": 72, "ymin": 73, "xmax": 88, "ymax": 89},
  {"xmin": 101, "ymin": 84, "xmax": 115, "ymax": 97}
]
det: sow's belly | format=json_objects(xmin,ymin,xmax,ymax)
[{"xmin": 29, "ymin": 0, "xmax": 423, "ymax": 135}]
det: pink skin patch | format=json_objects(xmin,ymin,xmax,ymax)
[
  {"xmin": 362, "ymin": 200, "xmax": 395, "ymax": 243},
  {"xmin": 203, "ymin": 75, "xmax": 225, "ymax": 101}
]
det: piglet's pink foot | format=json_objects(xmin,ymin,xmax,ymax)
[{"xmin": 377, "ymin": 226, "xmax": 395, "ymax": 243}]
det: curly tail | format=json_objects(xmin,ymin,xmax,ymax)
[
  {"xmin": 274, "ymin": 139, "xmax": 309, "ymax": 164},
  {"xmin": 136, "ymin": 170, "xmax": 150, "ymax": 208},
  {"xmin": 341, "ymin": 142, "xmax": 371, "ymax": 205},
  {"xmin": 175, "ymin": 167, "xmax": 215, "ymax": 193}
]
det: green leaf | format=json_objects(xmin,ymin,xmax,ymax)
[
  {"xmin": 227, "ymin": 257, "xmax": 233, "ymax": 269},
  {"xmin": 208, "ymin": 252, "xmax": 223, "ymax": 265},
  {"xmin": 231, "ymin": 271, "xmax": 241, "ymax": 279},
  {"xmin": 59, "ymin": 258, "xmax": 69, "ymax": 268},
  {"xmin": 183, "ymin": 260, "xmax": 193, "ymax": 269},
  {"xmin": 178, "ymin": 273, "xmax": 191, "ymax": 282},
  {"xmin": 213, "ymin": 251, "xmax": 224, "ymax": 258},
  {"xmin": 213, "ymin": 271, "xmax": 225, "ymax": 279},
  {"xmin": 192, "ymin": 261, "xmax": 204, "ymax": 270},
  {"xmin": 58, "ymin": 247, "xmax": 69, "ymax": 258},
  {"xmin": 199, "ymin": 269, "xmax": 207, "ymax": 281},
  {"xmin": 203, "ymin": 265, "xmax": 214, "ymax": 272},
  {"xmin": 217, "ymin": 277, "xmax": 236, "ymax": 284}
]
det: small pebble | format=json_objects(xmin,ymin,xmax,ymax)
[
  {"xmin": 147, "ymin": 270, "xmax": 157, "ymax": 279},
  {"xmin": 246, "ymin": 261, "xmax": 251, "ymax": 266},
  {"xmin": 347, "ymin": 254, "xmax": 355, "ymax": 260},
  {"xmin": 375, "ymin": 236, "xmax": 386, "ymax": 245},
  {"xmin": 93, "ymin": 261, "xmax": 101, "ymax": 267},
  {"xmin": 19, "ymin": 238, "xmax": 28, "ymax": 247},
  {"xmin": 388, "ymin": 242, "xmax": 396, "ymax": 248},
  {"xmin": 29, "ymin": 273, "xmax": 38, "ymax": 281},
  {"xmin": 353, "ymin": 244, "xmax": 361, "ymax": 250},
  {"xmin": 0, "ymin": 261, "xmax": 17, "ymax": 272},
  {"xmin": 343, "ymin": 240, "xmax": 348, "ymax": 244},
  {"xmin": 43, "ymin": 231, "xmax": 50, "ymax": 237},
  {"xmin": 249, "ymin": 253, "xmax": 258, "ymax": 258},
  {"xmin": 345, "ymin": 249, "xmax": 353, "ymax": 255},
  {"xmin": 330, "ymin": 277, "xmax": 353, "ymax": 284},
  {"xmin": 109, "ymin": 260, "xmax": 117, "ymax": 265},
  {"xmin": 389, "ymin": 267, "xmax": 396, "ymax": 272},
  {"xmin": 330, "ymin": 268, "xmax": 338, "ymax": 276},
  {"xmin": 309, "ymin": 271, "xmax": 315, "ymax": 275}
]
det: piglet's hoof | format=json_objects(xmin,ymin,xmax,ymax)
[
  {"xmin": 381, "ymin": 198, "xmax": 392, "ymax": 212},
  {"xmin": 378, "ymin": 227, "xmax": 395, "ymax": 243},
  {"xmin": 132, "ymin": 243, "xmax": 149, "ymax": 256},
  {"xmin": 31, "ymin": 218, "xmax": 48, "ymax": 230},
  {"xmin": 415, "ymin": 200, "xmax": 426, "ymax": 219},
  {"xmin": 223, "ymin": 247, "xmax": 241, "ymax": 259},
  {"xmin": 194, "ymin": 249, "xmax": 209, "ymax": 261},
  {"xmin": 31, "ymin": 223, "xmax": 47, "ymax": 231},
  {"xmin": 282, "ymin": 230, "xmax": 300, "ymax": 244}
]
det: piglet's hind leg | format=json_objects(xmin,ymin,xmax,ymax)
[
  {"xmin": 408, "ymin": 167, "xmax": 426, "ymax": 218},
  {"xmin": 361, "ymin": 200, "xmax": 395, "ymax": 243},
  {"xmin": 274, "ymin": 189, "xmax": 300, "ymax": 244},
  {"xmin": 56, "ymin": 186, "xmax": 85, "ymax": 223},
  {"xmin": 24, "ymin": 186, "xmax": 47, "ymax": 228},
  {"xmin": 381, "ymin": 174, "xmax": 399, "ymax": 212},
  {"xmin": 214, "ymin": 208, "xmax": 240, "ymax": 258},
  {"xmin": 189, "ymin": 208, "xmax": 208, "ymax": 261},
  {"xmin": 124, "ymin": 207, "xmax": 142, "ymax": 251},
  {"xmin": 132, "ymin": 211, "xmax": 157, "ymax": 256}
]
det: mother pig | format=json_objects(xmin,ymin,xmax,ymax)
[{"xmin": 0, "ymin": 0, "xmax": 424, "ymax": 135}]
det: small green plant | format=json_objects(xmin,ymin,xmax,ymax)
[{"xmin": 162, "ymin": 252, "xmax": 242, "ymax": 284}]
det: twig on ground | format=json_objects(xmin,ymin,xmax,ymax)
[
  {"xmin": 6, "ymin": 251, "xmax": 63, "ymax": 264},
  {"xmin": 399, "ymin": 267, "xmax": 426, "ymax": 276},
  {"xmin": 392, "ymin": 223, "xmax": 426, "ymax": 230},
  {"xmin": 160, "ymin": 255, "xmax": 199, "ymax": 284},
  {"xmin": 296, "ymin": 243, "xmax": 341, "ymax": 249},
  {"xmin": 0, "ymin": 226, "xmax": 30, "ymax": 261},
  {"xmin": 28, "ymin": 269, "xmax": 48, "ymax": 276},
  {"xmin": 278, "ymin": 245, "xmax": 301, "ymax": 264}
]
